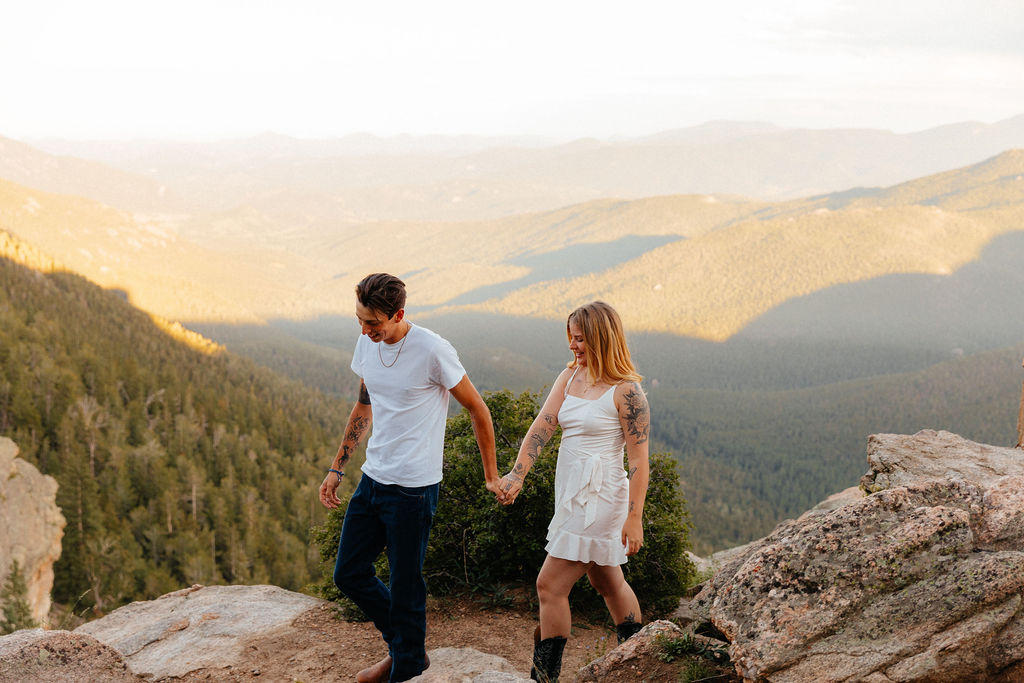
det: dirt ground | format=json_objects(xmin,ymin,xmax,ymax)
[
  {"xmin": 176, "ymin": 594, "xmax": 628, "ymax": 682},
  {"xmin": 42, "ymin": 592, "xmax": 735, "ymax": 682}
]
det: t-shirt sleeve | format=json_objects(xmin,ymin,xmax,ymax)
[
  {"xmin": 432, "ymin": 338, "xmax": 467, "ymax": 390},
  {"xmin": 350, "ymin": 334, "xmax": 366, "ymax": 378}
]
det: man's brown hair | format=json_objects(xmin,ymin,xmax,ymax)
[{"xmin": 355, "ymin": 273, "xmax": 407, "ymax": 318}]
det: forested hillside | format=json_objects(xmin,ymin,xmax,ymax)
[
  {"xmin": 652, "ymin": 343, "xmax": 1024, "ymax": 553},
  {"xmin": 0, "ymin": 232, "xmax": 353, "ymax": 613}
]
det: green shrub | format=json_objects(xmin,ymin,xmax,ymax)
[{"xmin": 312, "ymin": 389, "xmax": 695, "ymax": 619}]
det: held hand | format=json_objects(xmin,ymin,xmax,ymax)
[
  {"xmin": 486, "ymin": 477, "xmax": 508, "ymax": 504},
  {"xmin": 497, "ymin": 472, "xmax": 524, "ymax": 505},
  {"xmin": 319, "ymin": 473, "xmax": 342, "ymax": 509},
  {"xmin": 621, "ymin": 518, "xmax": 644, "ymax": 556}
]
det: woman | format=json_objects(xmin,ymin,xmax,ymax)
[{"xmin": 498, "ymin": 301, "xmax": 650, "ymax": 683}]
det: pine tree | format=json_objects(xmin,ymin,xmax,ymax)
[{"xmin": 0, "ymin": 560, "xmax": 38, "ymax": 634}]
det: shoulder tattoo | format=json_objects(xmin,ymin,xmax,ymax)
[{"xmin": 622, "ymin": 383, "xmax": 650, "ymax": 444}]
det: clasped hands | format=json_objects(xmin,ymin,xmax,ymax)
[{"xmin": 488, "ymin": 470, "xmax": 524, "ymax": 506}]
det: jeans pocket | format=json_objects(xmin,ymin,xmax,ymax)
[{"xmin": 394, "ymin": 484, "xmax": 426, "ymax": 501}]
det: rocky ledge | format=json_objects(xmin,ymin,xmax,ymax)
[
  {"xmin": 5, "ymin": 429, "xmax": 1024, "ymax": 682},
  {"xmin": 694, "ymin": 429, "xmax": 1024, "ymax": 682}
]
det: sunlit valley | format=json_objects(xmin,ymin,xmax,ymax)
[{"xmin": 3, "ymin": 116, "xmax": 1024, "ymax": 600}]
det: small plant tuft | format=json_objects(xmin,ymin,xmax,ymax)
[
  {"xmin": 655, "ymin": 632, "xmax": 730, "ymax": 665},
  {"xmin": 1, "ymin": 560, "xmax": 38, "ymax": 635}
]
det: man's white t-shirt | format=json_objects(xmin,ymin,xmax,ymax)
[{"xmin": 351, "ymin": 322, "xmax": 466, "ymax": 487}]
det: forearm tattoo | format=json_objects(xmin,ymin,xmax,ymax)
[
  {"xmin": 622, "ymin": 384, "xmax": 650, "ymax": 444},
  {"xmin": 503, "ymin": 463, "xmax": 526, "ymax": 489},
  {"xmin": 627, "ymin": 466, "xmax": 638, "ymax": 480},
  {"xmin": 527, "ymin": 433, "xmax": 547, "ymax": 461},
  {"xmin": 338, "ymin": 444, "xmax": 352, "ymax": 467},
  {"xmin": 357, "ymin": 382, "xmax": 371, "ymax": 405},
  {"xmin": 347, "ymin": 415, "xmax": 370, "ymax": 444}
]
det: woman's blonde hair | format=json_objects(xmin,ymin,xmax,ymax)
[{"xmin": 567, "ymin": 301, "xmax": 642, "ymax": 385}]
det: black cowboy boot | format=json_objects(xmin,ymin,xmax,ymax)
[
  {"xmin": 616, "ymin": 620, "xmax": 643, "ymax": 644},
  {"xmin": 530, "ymin": 635, "xmax": 567, "ymax": 683}
]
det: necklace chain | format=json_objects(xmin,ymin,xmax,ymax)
[{"xmin": 378, "ymin": 327, "xmax": 409, "ymax": 367}]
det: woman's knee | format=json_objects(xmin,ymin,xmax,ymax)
[{"xmin": 535, "ymin": 571, "xmax": 567, "ymax": 603}]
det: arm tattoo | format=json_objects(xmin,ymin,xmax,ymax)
[
  {"xmin": 346, "ymin": 415, "xmax": 370, "ymax": 444},
  {"xmin": 357, "ymin": 382, "xmax": 371, "ymax": 405},
  {"xmin": 622, "ymin": 384, "xmax": 650, "ymax": 444},
  {"xmin": 627, "ymin": 466, "xmax": 637, "ymax": 480},
  {"xmin": 339, "ymin": 444, "xmax": 352, "ymax": 466},
  {"xmin": 527, "ymin": 426, "xmax": 553, "ymax": 461},
  {"xmin": 523, "ymin": 412, "xmax": 557, "ymax": 461},
  {"xmin": 629, "ymin": 501, "xmax": 635, "ymax": 513}
]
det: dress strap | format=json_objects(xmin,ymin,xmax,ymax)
[{"xmin": 564, "ymin": 366, "xmax": 581, "ymax": 398}]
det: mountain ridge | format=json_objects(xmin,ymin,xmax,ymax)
[{"xmin": 19, "ymin": 115, "xmax": 1024, "ymax": 221}]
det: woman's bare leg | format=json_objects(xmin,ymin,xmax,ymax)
[
  {"xmin": 586, "ymin": 564, "xmax": 641, "ymax": 625},
  {"xmin": 536, "ymin": 555, "xmax": 590, "ymax": 639}
]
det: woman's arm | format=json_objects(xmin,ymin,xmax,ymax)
[
  {"xmin": 497, "ymin": 369, "xmax": 571, "ymax": 504},
  {"xmin": 617, "ymin": 381, "xmax": 650, "ymax": 556}
]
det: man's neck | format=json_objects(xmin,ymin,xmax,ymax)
[{"xmin": 384, "ymin": 321, "xmax": 412, "ymax": 345}]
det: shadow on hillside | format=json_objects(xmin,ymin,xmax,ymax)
[
  {"xmin": 425, "ymin": 234, "xmax": 683, "ymax": 308},
  {"xmin": 190, "ymin": 232, "xmax": 1024, "ymax": 397},
  {"xmin": 737, "ymin": 230, "xmax": 1024, "ymax": 352}
]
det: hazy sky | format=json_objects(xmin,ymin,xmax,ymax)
[{"xmin": 5, "ymin": 0, "xmax": 1024, "ymax": 141}]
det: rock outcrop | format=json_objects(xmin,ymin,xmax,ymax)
[
  {"xmin": 72, "ymin": 584, "xmax": 534, "ymax": 682},
  {"xmin": 2, "ymin": 586, "xmax": 732, "ymax": 683},
  {"xmin": 75, "ymin": 583, "xmax": 321, "ymax": 679},
  {"xmin": 409, "ymin": 647, "xmax": 529, "ymax": 682},
  {"xmin": 10, "ymin": 429, "xmax": 1022, "ymax": 682},
  {"xmin": 695, "ymin": 429, "xmax": 1024, "ymax": 682},
  {"xmin": 0, "ymin": 437, "xmax": 66, "ymax": 626},
  {"xmin": 0, "ymin": 628, "xmax": 138, "ymax": 682},
  {"xmin": 577, "ymin": 619, "xmax": 728, "ymax": 681}
]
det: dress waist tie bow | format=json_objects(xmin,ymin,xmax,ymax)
[{"xmin": 548, "ymin": 449, "xmax": 605, "ymax": 534}]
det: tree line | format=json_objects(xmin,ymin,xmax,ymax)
[{"xmin": 0, "ymin": 254, "xmax": 353, "ymax": 613}]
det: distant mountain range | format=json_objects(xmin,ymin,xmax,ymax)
[
  {"xmin": 15, "ymin": 115, "xmax": 1024, "ymax": 221},
  {"xmin": 3, "ymin": 134, "xmax": 1024, "ymax": 345}
]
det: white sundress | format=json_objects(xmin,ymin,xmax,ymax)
[{"xmin": 545, "ymin": 372, "xmax": 629, "ymax": 566}]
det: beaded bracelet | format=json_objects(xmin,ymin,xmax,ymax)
[{"xmin": 328, "ymin": 468, "xmax": 345, "ymax": 480}]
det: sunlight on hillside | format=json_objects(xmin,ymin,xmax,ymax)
[
  {"xmin": 443, "ymin": 204, "xmax": 1024, "ymax": 341},
  {"xmin": 151, "ymin": 316, "xmax": 224, "ymax": 355},
  {"xmin": 6, "ymin": 149, "xmax": 1024, "ymax": 340},
  {"xmin": 0, "ymin": 230, "xmax": 61, "ymax": 272}
]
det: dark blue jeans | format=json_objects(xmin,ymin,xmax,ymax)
[{"xmin": 333, "ymin": 474, "xmax": 439, "ymax": 682}]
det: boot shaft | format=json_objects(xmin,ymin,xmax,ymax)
[
  {"xmin": 530, "ymin": 635, "xmax": 567, "ymax": 683},
  {"xmin": 616, "ymin": 620, "xmax": 643, "ymax": 644}
]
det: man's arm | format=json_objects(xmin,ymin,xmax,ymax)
[
  {"xmin": 449, "ymin": 375, "xmax": 503, "ymax": 501},
  {"xmin": 319, "ymin": 380, "xmax": 373, "ymax": 509}
]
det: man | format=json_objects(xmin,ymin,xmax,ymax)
[{"xmin": 319, "ymin": 273, "xmax": 504, "ymax": 683}]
